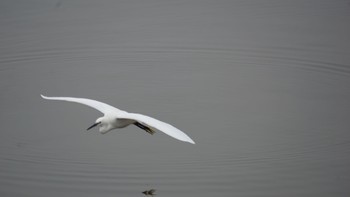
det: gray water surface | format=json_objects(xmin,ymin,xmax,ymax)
[{"xmin": 1, "ymin": 0, "xmax": 350, "ymax": 196}]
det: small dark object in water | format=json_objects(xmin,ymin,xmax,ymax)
[{"xmin": 142, "ymin": 189, "xmax": 156, "ymax": 196}]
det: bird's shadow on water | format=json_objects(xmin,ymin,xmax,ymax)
[{"xmin": 142, "ymin": 189, "xmax": 156, "ymax": 196}]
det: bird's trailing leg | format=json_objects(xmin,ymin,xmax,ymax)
[{"xmin": 134, "ymin": 122, "xmax": 156, "ymax": 135}]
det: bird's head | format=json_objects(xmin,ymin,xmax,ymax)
[{"xmin": 87, "ymin": 117, "xmax": 113, "ymax": 134}]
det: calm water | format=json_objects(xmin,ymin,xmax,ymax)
[{"xmin": 1, "ymin": 0, "xmax": 350, "ymax": 196}]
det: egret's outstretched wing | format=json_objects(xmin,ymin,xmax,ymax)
[
  {"xmin": 41, "ymin": 95, "xmax": 123, "ymax": 115},
  {"xmin": 120, "ymin": 113, "xmax": 195, "ymax": 144}
]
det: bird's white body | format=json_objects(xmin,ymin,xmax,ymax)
[{"xmin": 41, "ymin": 95, "xmax": 195, "ymax": 144}]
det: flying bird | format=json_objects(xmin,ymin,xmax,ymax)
[{"xmin": 41, "ymin": 95, "xmax": 195, "ymax": 144}]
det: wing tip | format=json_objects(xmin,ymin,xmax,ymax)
[
  {"xmin": 41, "ymin": 94, "xmax": 51, "ymax": 100},
  {"xmin": 188, "ymin": 140, "xmax": 196, "ymax": 144},
  {"xmin": 184, "ymin": 137, "xmax": 196, "ymax": 144}
]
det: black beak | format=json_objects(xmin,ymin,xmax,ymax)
[{"xmin": 87, "ymin": 122, "xmax": 101, "ymax": 131}]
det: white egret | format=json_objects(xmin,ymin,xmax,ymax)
[{"xmin": 41, "ymin": 95, "xmax": 195, "ymax": 144}]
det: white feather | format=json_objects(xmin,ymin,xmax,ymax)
[
  {"xmin": 41, "ymin": 95, "xmax": 195, "ymax": 144},
  {"xmin": 120, "ymin": 112, "xmax": 195, "ymax": 144}
]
